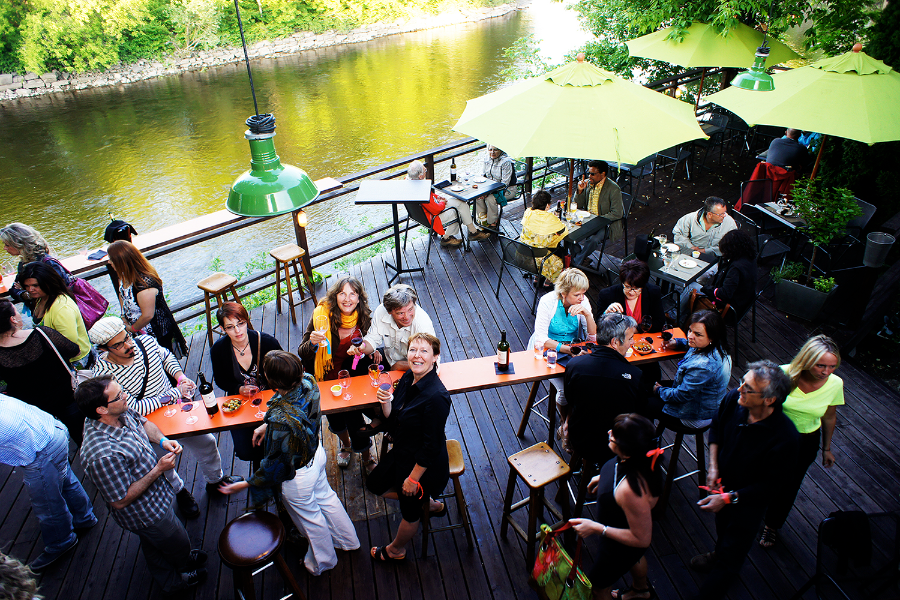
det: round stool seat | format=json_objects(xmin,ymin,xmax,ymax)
[
  {"xmin": 671, "ymin": 418, "xmax": 713, "ymax": 434},
  {"xmin": 218, "ymin": 511, "xmax": 285, "ymax": 568},
  {"xmin": 269, "ymin": 243, "xmax": 306, "ymax": 263},
  {"xmin": 198, "ymin": 272, "xmax": 238, "ymax": 294},
  {"xmin": 447, "ymin": 439, "xmax": 465, "ymax": 476}
]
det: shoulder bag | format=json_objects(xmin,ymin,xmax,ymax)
[
  {"xmin": 530, "ymin": 522, "xmax": 592, "ymax": 600},
  {"xmin": 46, "ymin": 257, "xmax": 109, "ymax": 330},
  {"xmin": 34, "ymin": 327, "xmax": 92, "ymax": 389},
  {"xmin": 131, "ymin": 336, "xmax": 152, "ymax": 401}
]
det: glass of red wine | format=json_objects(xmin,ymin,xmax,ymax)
[
  {"xmin": 378, "ymin": 373, "xmax": 393, "ymax": 394},
  {"xmin": 640, "ymin": 315, "xmax": 653, "ymax": 334},
  {"xmin": 350, "ymin": 334, "xmax": 364, "ymax": 370}
]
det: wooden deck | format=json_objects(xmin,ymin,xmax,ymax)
[{"xmin": 3, "ymin": 144, "xmax": 900, "ymax": 599}]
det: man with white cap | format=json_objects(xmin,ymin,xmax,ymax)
[{"xmin": 88, "ymin": 317, "xmax": 237, "ymax": 518}]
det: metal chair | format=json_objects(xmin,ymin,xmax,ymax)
[
  {"xmin": 734, "ymin": 178, "xmax": 773, "ymax": 213},
  {"xmin": 695, "ymin": 113, "xmax": 729, "ymax": 170},
  {"xmin": 733, "ymin": 207, "xmax": 791, "ymax": 269},
  {"xmin": 495, "ymin": 235, "xmax": 555, "ymax": 314},
  {"xmin": 403, "ymin": 200, "xmax": 465, "ymax": 259},
  {"xmin": 655, "ymin": 144, "xmax": 692, "ymax": 186},
  {"xmin": 617, "ymin": 156, "xmax": 655, "ymax": 206}
]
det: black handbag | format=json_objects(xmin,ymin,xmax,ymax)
[{"xmin": 634, "ymin": 234, "xmax": 661, "ymax": 262}]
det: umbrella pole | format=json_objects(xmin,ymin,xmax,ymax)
[
  {"xmin": 694, "ymin": 68, "xmax": 707, "ymax": 114},
  {"xmin": 809, "ymin": 135, "xmax": 827, "ymax": 181},
  {"xmin": 567, "ymin": 160, "xmax": 575, "ymax": 207}
]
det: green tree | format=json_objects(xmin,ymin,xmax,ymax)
[
  {"xmin": 167, "ymin": 0, "xmax": 222, "ymax": 52},
  {"xmin": 0, "ymin": 0, "xmax": 27, "ymax": 72},
  {"xmin": 18, "ymin": 0, "xmax": 152, "ymax": 73}
]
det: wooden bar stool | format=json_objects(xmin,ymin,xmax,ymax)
[
  {"xmin": 653, "ymin": 417, "xmax": 712, "ymax": 518},
  {"xmin": 217, "ymin": 510, "xmax": 307, "ymax": 600},
  {"xmin": 420, "ymin": 439, "xmax": 476, "ymax": 557},
  {"xmin": 197, "ymin": 272, "xmax": 243, "ymax": 347},
  {"xmin": 500, "ymin": 442, "xmax": 571, "ymax": 569},
  {"xmin": 269, "ymin": 243, "xmax": 318, "ymax": 325}
]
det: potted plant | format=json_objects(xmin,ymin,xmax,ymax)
[{"xmin": 771, "ymin": 180, "xmax": 860, "ymax": 319}]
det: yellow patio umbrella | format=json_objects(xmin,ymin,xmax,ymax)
[
  {"xmin": 452, "ymin": 55, "xmax": 707, "ymax": 167},
  {"xmin": 706, "ymin": 44, "xmax": 900, "ymax": 177}
]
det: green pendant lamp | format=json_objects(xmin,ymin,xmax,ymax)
[
  {"xmin": 730, "ymin": 0, "xmax": 777, "ymax": 91},
  {"xmin": 225, "ymin": 0, "xmax": 318, "ymax": 217}
]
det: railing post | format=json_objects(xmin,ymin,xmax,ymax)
[
  {"xmin": 291, "ymin": 209, "xmax": 314, "ymax": 278},
  {"xmin": 424, "ymin": 153, "xmax": 435, "ymax": 181},
  {"xmin": 524, "ymin": 157, "xmax": 534, "ymax": 198}
]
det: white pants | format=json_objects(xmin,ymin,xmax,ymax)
[
  {"xmin": 160, "ymin": 433, "xmax": 223, "ymax": 491},
  {"xmin": 440, "ymin": 197, "xmax": 477, "ymax": 239},
  {"xmin": 475, "ymin": 194, "xmax": 500, "ymax": 226},
  {"xmin": 282, "ymin": 444, "xmax": 359, "ymax": 575}
]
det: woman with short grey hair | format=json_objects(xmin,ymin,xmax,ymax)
[{"xmin": 1, "ymin": 222, "xmax": 73, "ymax": 306}]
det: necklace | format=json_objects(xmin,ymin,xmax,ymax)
[{"xmin": 234, "ymin": 340, "xmax": 251, "ymax": 357}]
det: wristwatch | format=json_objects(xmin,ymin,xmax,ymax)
[{"xmin": 729, "ymin": 491, "xmax": 739, "ymax": 504}]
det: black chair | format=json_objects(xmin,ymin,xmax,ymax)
[
  {"xmin": 495, "ymin": 235, "xmax": 554, "ymax": 314},
  {"xmin": 790, "ymin": 511, "xmax": 900, "ymax": 600},
  {"xmin": 403, "ymin": 200, "xmax": 465, "ymax": 260},
  {"xmin": 695, "ymin": 113, "xmax": 729, "ymax": 170},
  {"xmin": 733, "ymin": 207, "xmax": 791, "ymax": 269},
  {"xmin": 655, "ymin": 144, "xmax": 692, "ymax": 187},
  {"xmin": 617, "ymin": 156, "xmax": 655, "ymax": 206},
  {"xmin": 736, "ymin": 178, "xmax": 773, "ymax": 212},
  {"xmin": 722, "ymin": 112, "xmax": 751, "ymax": 155},
  {"xmin": 846, "ymin": 198, "xmax": 877, "ymax": 239}
]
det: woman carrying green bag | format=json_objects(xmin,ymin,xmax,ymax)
[{"xmin": 569, "ymin": 414, "xmax": 662, "ymax": 600}]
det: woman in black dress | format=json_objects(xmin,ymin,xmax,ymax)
[
  {"xmin": 210, "ymin": 301, "xmax": 282, "ymax": 462},
  {"xmin": 367, "ymin": 333, "xmax": 451, "ymax": 562},
  {"xmin": 569, "ymin": 414, "xmax": 662, "ymax": 600}
]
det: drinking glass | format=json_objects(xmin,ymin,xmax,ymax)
[
  {"xmin": 378, "ymin": 373, "xmax": 393, "ymax": 394},
  {"xmin": 183, "ymin": 402, "xmax": 198, "ymax": 425},
  {"xmin": 657, "ymin": 234, "xmax": 667, "ymax": 247},
  {"xmin": 533, "ymin": 339, "xmax": 544, "ymax": 360},
  {"xmin": 252, "ymin": 396, "xmax": 265, "ymax": 419},
  {"xmin": 338, "ymin": 369, "xmax": 351, "ymax": 401},
  {"xmin": 314, "ymin": 315, "xmax": 329, "ymax": 348},
  {"xmin": 640, "ymin": 316, "xmax": 653, "ymax": 334},
  {"xmin": 546, "ymin": 350, "xmax": 557, "ymax": 366},
  {"xmin": 163, "ymin": 402, "xmax": 178, "ymax": 417},
  {"xmin": 368, "ymin": 364, "xmax": 383, "ymax": 387}
]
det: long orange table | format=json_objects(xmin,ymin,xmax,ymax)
[{"xmin": 150, "ymin": 330, "xmax": 686, "ymax": 439}]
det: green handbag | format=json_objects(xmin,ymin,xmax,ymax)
[{"xmin": 530, "ymin": 523, "xmax": 592, "ymax": 600}]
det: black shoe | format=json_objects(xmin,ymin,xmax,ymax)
[
  {"xmin": 690, "ymin": 551, "xmax": 716, "ymax": 572},
  {"xmin": 206, "ymin": 474, "xmax": 245, "ymax": 495},
  {"xmin": 30, "ymin": 537, "xmax": 79, "ymax": 573},
  {"xmin": 176, "ymin": 488, "xmax": 201, "ymax": 519},
  {"xmin": 180, "ymin": 567, "xmax": 207, "ymax": 589},
  {"xmin": 188, "ymin": 550, "xmax": 208, "ymax": 568},
  {"xmin": 73, "ymin": 518, "xmax": 98, "ymax": 537}
]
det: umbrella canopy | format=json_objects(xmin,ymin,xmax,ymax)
[
  {"xmin": 452, "ymin": 57, "xmax": 707, "ymax": 164},
  {"xmin": 625, "ymin": 22, "xmax": 799, "ymax": 68},
  {"xmin": 705, "ymin": 47, "xmax": 900, "ymax": 145}
]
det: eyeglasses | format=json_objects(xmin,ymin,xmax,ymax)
[
  {"xmin": 738, "ymin": 380, "xmax": 764, "ymax": 395},
  {"xmin": 108, "ymin": 332, "xmax": 133, "ymax": 351},
  {"xmin": 623, "ymin": 284, "xmax": 642, "ymax": 294},
  {"xmin": 709, "ymin": 211, "xmax": 728, "ymax": 217},
  {"xmin": 105, "ymin": 389, "xmax": 126, "ymax": 406},
  {"xmin": 223, "ymin": 320, "xmax": 247, "ymax": 333}
]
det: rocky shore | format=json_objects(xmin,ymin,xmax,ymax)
[{"xmin": 0, "ymin": 2, "xmax": 520, "ymax": 103}]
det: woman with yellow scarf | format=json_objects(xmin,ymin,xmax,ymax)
[
  {"xmin": 520, "ymin": 190, "xmax": 570, "ymax": 284},
  {"xmin": 298, "ymin": 277, "xmax": 379, "ymax": 470}
]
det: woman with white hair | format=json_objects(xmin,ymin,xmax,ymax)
[{"xmin": 1, "ymin": 222, "xmax": 73, "ymax": 307}]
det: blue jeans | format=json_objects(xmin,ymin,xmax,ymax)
[{"xmin": 20, "ymin": 425, "xmax": 96, "ymax": 555}]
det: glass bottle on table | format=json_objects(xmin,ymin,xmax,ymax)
[
  {"xmin": 198, "ymin": 372, "xmax": 218, "ymax": 416},
  {"xmin": 497, "ymin": 329, "xmax": 510, "ymax": 372}
]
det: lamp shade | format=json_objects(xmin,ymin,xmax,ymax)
[
  {"xmin": 730, "ymin": 47, "xmax": 775, "ymax": 91},
  {"xmin": 227, "ymin": 130, "xmax": 319, "ymax": 217}
]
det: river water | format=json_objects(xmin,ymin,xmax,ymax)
[{"xmin": 0, "ymin": 1, "xmax": 591, "ymax": 305}]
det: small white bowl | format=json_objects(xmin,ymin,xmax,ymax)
[{"xmin": 330, "ymin": 385, "xmax": 342, "ymax": 397}]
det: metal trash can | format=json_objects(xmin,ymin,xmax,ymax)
[{"xmin": 863, "ymin": 232, "xmax": 895, "ymax": 268}]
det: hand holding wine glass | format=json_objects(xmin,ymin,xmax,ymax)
[
  {"xmin": 314, "ymin": 315, "xmax": 329, "ymax": 350},
  {"xmin": 350, "ymin": 334, "xmax": 365, "ymax": 370}
]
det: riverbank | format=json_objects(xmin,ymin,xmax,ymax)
[{"xmin": 0, "ymin": 2, "xmax": 522, "ymax": 103}]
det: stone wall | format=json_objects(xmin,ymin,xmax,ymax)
[{"xmin": 0, "ymin": 3, "xmax": 520, "ymax": 103}]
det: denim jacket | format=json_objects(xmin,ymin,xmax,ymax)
[{"xmin": 658, "ymin": 340, "xmax": 731, "ymax": 420}]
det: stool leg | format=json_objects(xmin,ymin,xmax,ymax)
[
  {"xmin": 500, "ymin": 468, "xmax": 517, "ymax": 538},
  {"xmin": 526, "ymin": 488, "xmax": 540, "ymax": 570},
  {"xmin": 291, "ymin": 258, "xmax": 306, "ymax": 302},
  {"xmin": 421, "ymin": 500, "xmax": 431, "ymax": 558},
  {"xmin": 298, "ymin": 259, "xmax": 318, "ymax": 305},
  {"xmin": 696, "ymin": 431, "xmax": 707, "ymax": 500},
  {"xmin": 203, "ymin": 292, "xmax": 214, "ymax": 347},
  {"xmin": 453, "ymin": 474, "xmax": 474, "ymax": 548},
  {"xmin": 517, "ymin": 382, "xmax": 540, "ymax": 438},
  {"xmin": 546, "ymin": 385, "xmax": 558, "ymax": 447},
  {"xmin": 657, "ymin": 432, "xmax": 685, "ymax": 516},
  {"xmin": 274, "ymin": 260, "xmax": 283, "ymax": 315},
  {"xmin": 274, "ymin": 553, "xmax": 308, "ymax": 600},
  {"xmin": 235, "ymin": 566, "xmax": 257, "ymax": 600},
  {"xmin": 228, "ymin": 284, "xmax": 241, "ymax": 304},
  {"xmin": 574, "ymin": 458, "xmax": 592, "ymax": 518},
  {"xmin": 282, "ymin": 261, "xmax": 297, "ymax": 325}
]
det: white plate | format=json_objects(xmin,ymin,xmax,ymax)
[
  {"xmin": 679, "ymin": 258, "xmax": 698, "ymax": 269},
  {"xmin": 576, "ymin": 210, "xmax": 592, "ymax": 219},
  {"xmin": 449, "ymin": 186, "xmax": 464, "ymax": 192},
  {"xmin": 473, "ymin": 176, "xmax": 486, "ymax": 183},
  {"xmin": 665, "ymin": 243, "xmax": 680, "ymax": 253}
]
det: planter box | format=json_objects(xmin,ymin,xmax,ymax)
[{"xmin": 774, "ymin": 279, "xmax": 837, "ymax": 320}]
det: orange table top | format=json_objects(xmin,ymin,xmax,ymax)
[
  {"xmin": 152, "ymin": 329, "xmax": 686, "ymax": 437},
  {"xmin": 147, "ymin": 389, "xmax": 274, "ymax": 439}
]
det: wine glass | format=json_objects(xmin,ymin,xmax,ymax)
[
  {"xmin": 338, "ymin": 369, "xmax": 352, "ymax": 401},
  {"xmin": 252, "ymin": 395, "xmax": 265, "ymax": 419},
  {"xmin": 314, "ymin": 315, "xmax": 329, "ymax": 349},
  {"xmin": 183, "ymin": 401, "xmax": 198, "ymax": 425},
  {"xmin": 368, "ymin": 363, "xmax": 382, "ymax": 387},
  {"xmin": 658, "ymin": 233, "xmax": 667, "ymax": 247},
  {"xmin": 378, "ymin": 372, "xmax": 393, "ymax": 394},
  {"xmin": 163, "ymin": 402, "xmax": 178, "ymax": 418},
  {"xmin": 640, "ymin": 315, "xmax": 653, "ymax": 334},
  {"xmin": 350, "ymin": 334, "xmax": 364, "ymax": 370}
]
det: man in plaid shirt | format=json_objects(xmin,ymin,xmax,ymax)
[{"xmin": 76, "ymin": 374, "xmax": 207, "ymax": 593}]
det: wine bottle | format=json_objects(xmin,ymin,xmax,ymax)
[
  {"xmin": 198, "ymin": 372, "xmax": 218, "ymax": 416},
  {"xmin": 450, "ymin": 158, "xmax": 457, "ymax": 182},
  {"xmin": 497, "ymin": 330, "xmax": 510, "ymax": 372}
]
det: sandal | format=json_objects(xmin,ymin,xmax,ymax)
[
  {"xmin": 357, "ymin": 422, "xmax": 386, "ymax": 437},
  {"xmin": 363, "ymin": 456, "xmax": 378, "ymax": 475},
  {"xmin": 759, "ymin": 525, "xmax": 778, "ymax": 549},
  {"xmin": 371, "ymin": 545, "xmax": 405, "ymax": 562},
  {"xmin": 611, "ymin": 585, "xmax": 655, "ymax": 600},
  {"xmin": 336, "ymin": 448, "xmax": 351, "ymax": 469},
  {"xmin": 430, "ymin": 502, "xmax": 447, "ymax": 518}
]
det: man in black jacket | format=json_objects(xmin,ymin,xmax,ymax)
[
  {"xmin": 690, "ymin": 360, "xmax": 799, "ymax": 600},
  {"xmin": 563, "ymin": 312, "xmax": 642, "ymax": 468}
]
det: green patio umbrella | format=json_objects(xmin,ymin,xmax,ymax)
[
  {"xmin": 706, "ymin": 45, "xmax": 900, "ymax": 177},
  {"xmin": 625, "ymin": 22, "xmax": 799, "ymax": 69},
  {"xmin": 452, "ymin": 55, "xmax": 707, "ymax": 166}
]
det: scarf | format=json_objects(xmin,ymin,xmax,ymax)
[{"xmin": 312, "ymin": 300, "xmax": 358, "ymax": 381}]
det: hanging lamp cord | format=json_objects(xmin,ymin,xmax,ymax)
[{"xmin": 233, "ymin": 0, "xmax": 275, "ymax": 134}]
